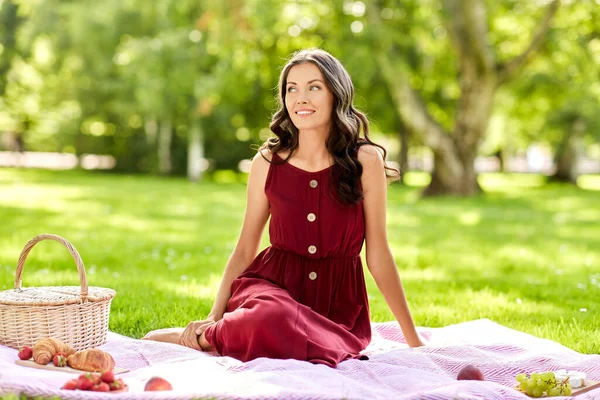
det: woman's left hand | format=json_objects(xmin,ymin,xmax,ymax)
[{"xmin": 180, "ymin": 319, "xmax": 216, "ymax": 350}]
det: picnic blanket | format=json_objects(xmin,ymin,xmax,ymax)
[{"xmin": 1, "ymin": 319, "xmax": 599, "ymax": 399}]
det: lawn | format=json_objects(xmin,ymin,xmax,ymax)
[{"xmin": 0, "ymin": 169, "xmax": 598, "ymax": 353}]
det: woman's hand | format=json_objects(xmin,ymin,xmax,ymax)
[{"xmin": 180, "ymin": 317, "xmax": 217, "ymax": 350}]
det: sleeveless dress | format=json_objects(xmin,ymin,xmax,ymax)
[{"xmin": 203, "ymin": 153, "xmax": 371, "ymax": 367}]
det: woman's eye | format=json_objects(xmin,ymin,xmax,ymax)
[
  {"xmin": 310, "ymin": 85, "xmax": 320, "ymax": 91},
  {"xmin": 287, "ymin": 87, "xmax": 297, "ymax": 93}
]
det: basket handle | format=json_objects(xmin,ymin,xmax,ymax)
[{"xmin": 15, "ymin": 234, "xmax": 88, "ymax": 302}]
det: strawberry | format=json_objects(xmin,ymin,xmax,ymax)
[
  {"xmin": 53, "ymin": 352, "xmax": 68, "ymax": 367},
  {"xmin": 109, "ymin": 378, "xmax": 125, "ymax": 391},
  {"xmin": 18, "ymin": 346, "xmax": 33, "ymax": 360},
  {"xmin": 101, "ymin": 369, "xmax": 115, "ymax": 383},
  {"xmin": 77, "ymin": 372, "xmax": 96, "ymax": 390},
  {"xmin": 91, "ymin": 382, "xmax": 110, "ymax": 392},
  {"xmin": 61, "ymin": 379, "xmax": 78, "ymax": 390}
]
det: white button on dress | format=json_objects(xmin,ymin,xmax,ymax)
[
  {"xmin": 307, "ymin": 213, "xmax": 316, "ymax": 222},
  {"xmin": 308, "ymin": 245, "xmax": 317, "ymax": 254},
  {"xmin": 308, "ymin": 271, "xmax": 317, "ymax": 280},
  {"xmin": 309, "ymin": 180, "xmax": 318, "ymax": 188}
]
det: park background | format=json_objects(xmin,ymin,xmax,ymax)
[{"xmin": 0, "ymin": 0, "xmax": 598, "ymax": 354}]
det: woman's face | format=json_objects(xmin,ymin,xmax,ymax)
[{"xmin": 285, "ymin": 63, "xmax": 334, "ymax": 133}]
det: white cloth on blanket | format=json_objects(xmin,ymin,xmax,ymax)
[{"xmin": 1, "ymin": 319, "xmax": 599, "ymax": 400}]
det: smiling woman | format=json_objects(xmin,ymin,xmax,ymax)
[
  {"xmin": 284, "ymin": 63, "xmax": 334, "ymax": 135},
  {"xmin": 143, "ymin": 48, "xmax": 425, "ymax": 367}
]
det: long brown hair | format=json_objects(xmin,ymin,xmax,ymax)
[{"xmin": 260, "ymin": 48, "xmax": 399, "ymax": 205}]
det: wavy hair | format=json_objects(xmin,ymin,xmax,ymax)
[{"xmin": 260, "ymin": 48, "xmax": 399, "ymax": 205}]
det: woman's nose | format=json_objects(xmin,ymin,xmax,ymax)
[{"xmin": 296, "ymin": 93, "xmax": 309, "ymax": 104}]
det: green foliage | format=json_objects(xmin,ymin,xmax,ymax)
[
  {"xmin": 0, "ymin": 1, "xmax": 597, "ymax": 172},
  {"xmin": 483, "ymin": 0, "xmax": 600, "ymax": 154}
]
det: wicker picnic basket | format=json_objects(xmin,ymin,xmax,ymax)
[{"xmin": 0, "ymin": 234, "xmax": 116, "ymax": 351}]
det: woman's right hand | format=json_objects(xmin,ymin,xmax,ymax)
[{"xmin": 180, "ymin": 317, "xmax": 217, "ymax": 350}]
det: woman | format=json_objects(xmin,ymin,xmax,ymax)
[{"xmin": 144, "ymin": 48, "xmax": 424, "ymax": 367}]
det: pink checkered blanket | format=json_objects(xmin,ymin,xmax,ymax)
[{"xmin": 1, "ymin": 319, "xmax": 599, "ymax": 399}]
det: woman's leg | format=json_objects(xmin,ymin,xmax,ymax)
[
  {"xmin": 142, "ymin": 327, "xmax": 215, "ymax": 351},
  {"xmin": 141, "ymin": 328, "xmax": 184, "ymax": 344}
]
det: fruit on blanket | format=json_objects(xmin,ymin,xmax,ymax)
[
  {"xmin": 62, "ymin": 379, "xmax": 78, "ymax": 390},
  {"xmin": 514, "ymin": 370, "xmax": 573, "ymax": 397},
  {"xmin": 76, "ymin": 372, "xmax": 97, "ymax": 390},
  {"xmin": 109, "ymin": 378, "xmax": 125, "ymax": 391},
  {"xmin": 144, "ymin": 376, "xmax": 173, "ymax": 391},
  {"xmin": 18, "ymin": 346, "xmax": 33, "ymax": 360},
  {"xmin": 92, "ymin": 382, "xmax": 111, "ymax": 392},
  {"xmin": 101, "ymin": 370, "xmax": 115, "ymax": 383},
  {"xmin": 65, "ymin": 372, "xmax": 126, "ymax": 392},
  {"xmin": 53, "ymin": 352, "xmax": 68, "ymax": 367},
  {"xmin": 33, "ymin": 338, "xmax": 75, "ymax": 365},
  {"xmin": 457, "ymin": 365, "xmax": 484, "ymax": 381}
]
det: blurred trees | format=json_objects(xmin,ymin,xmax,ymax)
[{"xmin": 0, "ymin": 0, "xmax": 598, "ymax": 195}]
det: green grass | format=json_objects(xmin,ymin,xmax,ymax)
[{"xmin": 0, "ymin": 169, "xmax": 598, "ymax": 353}]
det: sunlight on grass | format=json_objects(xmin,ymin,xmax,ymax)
[
  {"xmin": 158, "ymin": 273, "xmax": 222, "ymax": 300},
  {"xmin": 402, "ymin": 171, "xmax": 430, "ymax": 187},
  {"xmin": 479, "ymin": 173, "xmax": 546, "ymax": 190},
  {"xmin": 457, "ymin": 210, "xmax": 481, "ymax": 225},
  {"xmin": 577, "ymin": 174, "xmax": 600, "ymax": 190}
]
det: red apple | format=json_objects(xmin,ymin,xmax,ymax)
[
  {"xmin": 144, "ymin": 376, "xmax": 173, "ymax": 391},
  {"xmin": 457, "ymin": 364, "xmax": 485, "ymax": 381}
]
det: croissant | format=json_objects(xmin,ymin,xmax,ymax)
[
  {"xmin": 32, "ymin": 338, "xmax": 76, "ymax": 365},
  {"xmin": 67, "ymin": 349, "xmax": 115, "ymax": 372}
]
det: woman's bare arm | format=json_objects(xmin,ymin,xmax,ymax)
[
  {"xmin": 359, "ymin": 145, "xmax": 423, "ymax": 347},
  {"xmin": 206, "ymin": 149, "xmax": 272, "ymax": 320}
]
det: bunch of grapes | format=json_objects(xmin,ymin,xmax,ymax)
[{"xmin": 515, "ymin": 371, "xmax": 572, "ymax": 398}]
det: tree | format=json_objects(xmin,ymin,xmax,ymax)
[
  {"xmin": 497, "ymin": 0, "xmax": 600, "ymax": 184},
  {"xmin": 369, "ymin": 0, "xmax": 560, "ymax": 196}
]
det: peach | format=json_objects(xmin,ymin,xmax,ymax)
[
  {"xmin": 457, "ymin": 364, "xmax": 485, "ymax": 381},
  {"xmin": 144, "ymin": 376, "xmax": 173, "ymax": 391}
]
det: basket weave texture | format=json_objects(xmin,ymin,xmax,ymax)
[{"xmin": 0, "ymin": 234, "xmax": 116, "ymax": 350}]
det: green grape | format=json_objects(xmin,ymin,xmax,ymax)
[
  {"xmin": 526, "ymin": 386, "xmax": 535, "ymax": 396},
  {"xmin": 531, "ymin": 387, "xmax": 543, "ymax": 398},
  {"xmin": 531, "ymin": 373, "xmax": 541, "ymax": 381},
  {"xmin": 541, "ymin": 371, "xmax": 554, "ymax": 381},
  {"xmin": 516, "ymin": 373, "xmax": 527, "ymax": 383},
  {"xmin": 519, "ymin": 382, "xmax": 528, "ymax": 391},
  {"xmin": 548, "ymin": 387, "xmax": 561, "ymax": 397},
  {"xmin": 563, "ymin": 384, "xmax": 572, "ymax": 396},
  {"xmin": 536, "ymin": 379, "xmax": 548, "ymax": 391}
]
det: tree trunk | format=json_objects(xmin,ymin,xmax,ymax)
[
  {"xmin": 368, "ymin": 0, "xmax": 559, "ymax": 197},
  {"xmin": 187, "ymin": 119, "xmax": 205, "ymax": 182},
  {"xmin": 145, "ymin": 117, "xmax": 158, "ymax": 145},
  {"xmin": 421, "ymin": 144, "xmax": 482, "ymax": 196},
  {"xmin": 158, "ymin": 119, "xmax": 172, "ymax": 175},
  {"xmin": 550, "ymin": 118, "xmax": 585, "ymax": 184},
  {"xmin": 494, "ymin": 149, "xmax": 505, "ymax": 172},
  {"xmin": 397, "ymin": 121, "xmax": 409, "ymax": 184}
]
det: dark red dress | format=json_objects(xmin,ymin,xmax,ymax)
[{"xmin": 203, "ymin": 153, "xmax": 371, "ymax": 367}]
